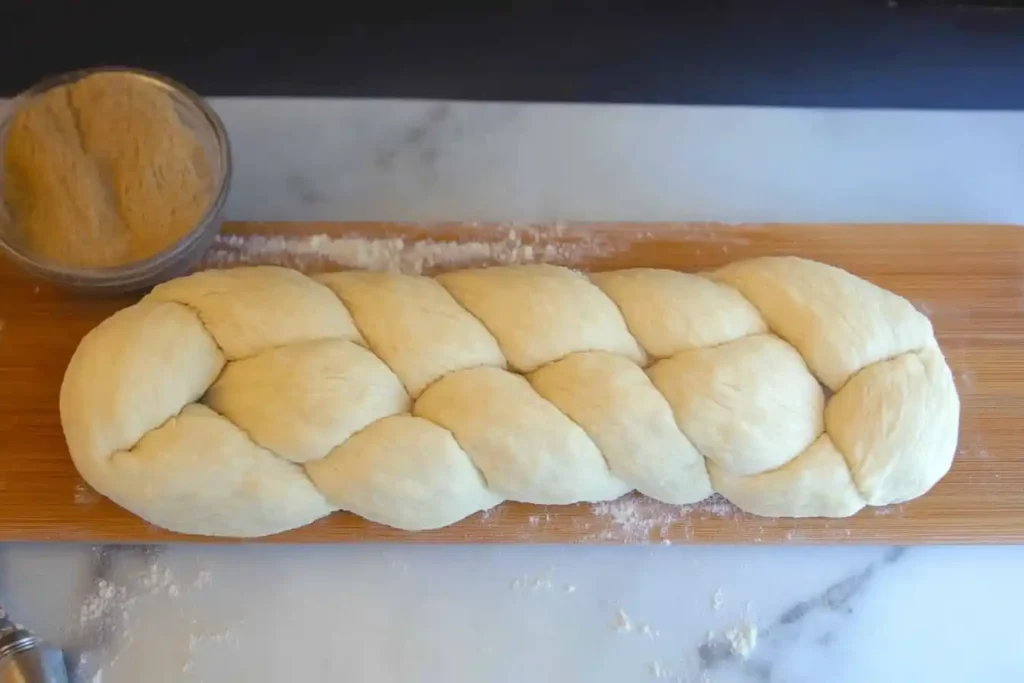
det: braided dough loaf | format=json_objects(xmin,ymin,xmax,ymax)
[{"xmin": 60, "ymin": 258, "xmax": 960, "ymax": 537}]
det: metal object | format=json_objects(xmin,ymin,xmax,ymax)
[{"xmin": 0, "ymin": 608, "xmax": 69, "ymax": 683}]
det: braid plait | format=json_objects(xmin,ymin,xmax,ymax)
[{"xmin": 60, "ymin": 258, "xmax": 959, "ymax": 537}]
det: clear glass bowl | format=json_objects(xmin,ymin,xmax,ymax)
[{"xmin": 0, "ymin": 67, "xmax": 232, "ymax": 293}]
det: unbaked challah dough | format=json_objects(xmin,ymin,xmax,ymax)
[{"xmin": 59, "ymin": 258, "xmax": 960, "ymax": 537}]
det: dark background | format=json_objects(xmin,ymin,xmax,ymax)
[{"xmin": 3, "ymin": 1, "xmax": 1024, "ymax": 108}]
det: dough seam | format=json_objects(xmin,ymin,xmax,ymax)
[
  {"xmin": 108, "ymin": 401, "xmax": 192, "ymax": 465},
  {"xmin": 699, "ymin": 275, "xmax": 771, "ymax": 349},
  {"xmin": 824, "ymin": 347, "xmax": 942, "ymax": 504},
  {"xmin": 200, "ymin": 401, "xmax": 339, "ymax": 511},
  {"xmin": 158, "ymin": 298, "xmax": 232, "ymax": 360},
  {"xmin": 580, "ymin": 271, "xmax": 653, "ymax": 366},
  {"xmin": 407, "ymin": 395, "xmax": 505, "ymax": 493},
  {"xmin": 524, "ymin": 369, "xmax": 625, "ymax": 486},
  {"xmin": 431, "ymin": 277, "xmax": 517, "ymax": 369}
]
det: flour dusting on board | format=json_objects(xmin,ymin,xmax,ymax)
[
  {"xmin": 74, "ymin": 481, "xmax": 102, "ymax": 505},
  {"xmin": 589, "ymin": 494, "xmax": 740, "ymax": 543},
  {"xmin": 592, "ymin": 497, "xmax": 683, "ymax": 543},
  {"xmin": 203, "ymin": 223, "xmax": 617, "ymax": 274}
]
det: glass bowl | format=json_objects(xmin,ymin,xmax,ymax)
[{"xmin": 0, "ymin": 67, "xmax": 232, "ymax": 293}]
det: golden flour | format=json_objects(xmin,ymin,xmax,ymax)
[{"xmin": 2, "ymin": 73, "xmax": 214, "ymax": 268}]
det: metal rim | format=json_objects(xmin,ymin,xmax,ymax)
[{"xmin": 0, "ymin": 632, "xmax": 39, "ymax": 660}]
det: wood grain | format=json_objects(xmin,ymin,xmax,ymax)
[{"xmin": 1, "ymin": 221, "xmax": 1021, "ymax": 544}]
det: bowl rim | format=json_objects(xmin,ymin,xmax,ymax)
[{"xmin": 0, "ymin": 66, "xmax": 233, "ymax": 284}]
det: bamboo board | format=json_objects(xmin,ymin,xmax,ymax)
[{"xmin": 0, "ymin": 222, "xmax": 1021, "ymax": 544}]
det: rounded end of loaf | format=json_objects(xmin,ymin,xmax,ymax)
[{"xmin": 59, "ymin": 296, "xmax": 335, "ymax": 538}]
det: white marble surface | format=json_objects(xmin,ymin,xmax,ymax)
[
  {"xmin": 3, "ymin": 98, "xmax": 1024, "ymax": 682},
  {"xmin": 222, "ymin": 99, "xmax": 1024, "ymax": 224}
]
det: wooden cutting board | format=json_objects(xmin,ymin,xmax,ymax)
[{"xmin": 1, "ymin": 221, "xmax": 1022, "ymax": 544}]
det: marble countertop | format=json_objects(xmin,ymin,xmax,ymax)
[{"xmin": 2, "ymin": 98, "xmax": 1024, "ymax": 682}]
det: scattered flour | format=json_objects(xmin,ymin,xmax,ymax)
[
  {"xmin": 139, "ymin": 562, "xmax": 176, "ymax": 592},
  {"xmin": 614, "ymin": 608, "xmax": 634, "ymax": 633},
  {"xmin": 712, "ymin": 588, "xmax": 724, "ymax": 612},
  {"xmin": 592, "ymin": 496, "xmax": 682, "ymax": 543},
  {"xmin": 724, "ymin": 620, "xmax": 758, "ymax": 660},
  {"xmin": 647, "ymin": 661, "xmax": 686, "ymax": 682},
  {"xmin": 682, "ymin": 495, "xmax": 740, "ymax": 519},
  {"xmin": 74, "ymin": 556, "xmax": 216, "ymax": 682},
  {"xmin": 590, "ymin": 494, "xmax": 740, "ymax": 543},
  {"xmin": 510, "ymin": 568, "xmax": 555, "ymax": 592},
  {"xmin": 183, "ymin": 628, "xmax": 240, "ymax": 674},
  {"xmin": 203, "ymin": 224, "xmax": 615, "ymax": 274},
  {"xmin": 74, "ymin": 482, "xmax": 101, "ymax": 505},
  {"xmin": 79, "ymin": 578, "xmax": 128, "ymax": 629},
  {"xmin": 192, "ymin": 570, "xmax": 213, "ymax": 590},
  {"xmin": 640, "ymin": 623, "xmax": 660, "ymax": 640},
  {"xmin": 612, "ymin": 607, "xmax": 660, "ymax": 639}
]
